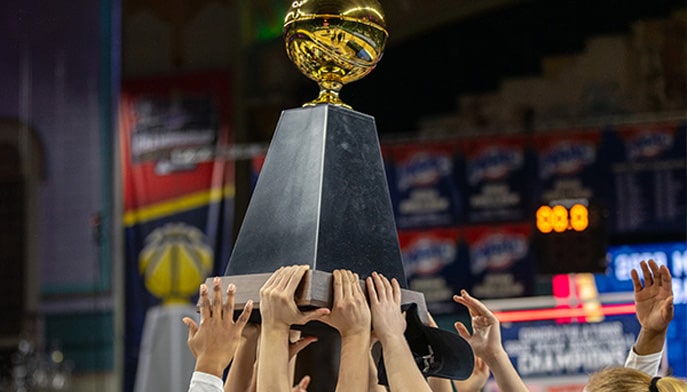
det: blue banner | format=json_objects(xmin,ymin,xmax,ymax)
[
  {"xmin": 602, "ymin": 122, "xmax": 686, "ymax": 235},
  {"xmin": 463, "ymin": 136, "xmax": 532, "ymax": 223},
  {"xmin": 387, "ymin": 142, "xmax": 463, "ymax": 228}
]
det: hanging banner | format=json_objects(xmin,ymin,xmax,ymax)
[
  {"xmin": 398, "ymin": 228, "xmax": 465, "ymax": 314},
  {"xmin": 462, "ymin": 135, "xmax": 531, "ymax": 224},
  {"xmin": 119, "ymin": 72, "xmax": 234, "ymax": 392},
  {"xmin": 531, "ymin": 129, "xmax": 605, "ymax": 205},
  {"xmin": 387, "ymin": 141, "xmax": 463, "ymax": 229},
  {"xmin": 464, "ymin": 223, "xmax": 535, "ymax": 299},
  {"xmin": 603, "ymin": 122, "xmax": 686, "ymax": 235}
]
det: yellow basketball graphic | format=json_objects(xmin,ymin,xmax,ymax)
[{"xmin": 139, "ymin": 223, "xmax": 213, "ymax": 303}]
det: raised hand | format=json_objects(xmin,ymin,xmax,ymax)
[
  {"xmin": 453, "ymin": 290, "xmax": 529, "ymax": 392},
  {"xmin": 366, "ymin": 272, "xmax": 405, "ymax": 343},
  {"xmin": 257, "ymin": 265, "xmax": 330, "ymax": 392},
  {"xmin": 632, "ymin": 259, "xmax": 674, "ymax": 334},
  {"xmin": 259, "ymin": 265, "xmax": 330, "ymax": 330},
  {"xmin": 452, "ymin": 289, "xmax": 502, "ymax": 361},
  {"xmin": 182, "ymin": 277, "xmax": 253, "ymax": 377},
  {"xmin": 367, "ymin": 272, "xmax": 430, "ymax": 392},
  {"xmin": 322, "ymin": 269, "xmax": 371, "ymax": 337},
  {"xmin": 321, "ymin": 269, "xmax": 371, "ymax": 392}
]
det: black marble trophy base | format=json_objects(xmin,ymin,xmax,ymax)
[{"xmin": 227, "ymin": 104, "xmax": 407, "ymax": 283}]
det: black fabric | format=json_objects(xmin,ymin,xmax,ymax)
[
  {"xmin": 376, "ymin": 303, "xmax": 475, "ymax": 385},
  {"xmin": 649, "ymin": 376, "xmax": 661, "ymax": 392}
]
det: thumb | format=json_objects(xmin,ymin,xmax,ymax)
[
  {"xmin": 662, "ymin": 296, "xmax": 675, "ymax": 320},
  {"xmin": 454, "ymin": 321, "xmax": 471, "ymax": 341},
  {"xmin": 182, "ymin": 317, "xmax": 199, "ymax": 340},
  {"xmin": 289, "ymin": 336, "xmax": 318, "ymax": 359},
  {"xmin": 300, "ymin": 307, "xmax": 331, "ymax": 324},
  {"xmin": 294, "ymin": 375, "xmax": 310, "ymax": 391}
]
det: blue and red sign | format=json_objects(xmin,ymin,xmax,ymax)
[
  {"xmin": 463, "ymin": 223, "xmax": 535, "ymax": 299},
  {"xmin": 399, "ymin": 228, "xmax": 463, "ymax": 314},
  {"xmin": 387, "ymin": 142, "xmax": 463, "ymax": 228},
  {"xmin": 463, "ymin": 136, "xmax": 531, "ymax": 223}
]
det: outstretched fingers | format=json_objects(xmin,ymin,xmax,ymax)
[
  {"xmin": 235, "ymin": 299, "xmax": 254, "ymax": 329},
  {"xmin": 391, "ymin": 278, "xmax": 401, "ymax": 305},
  {"xmin": 352, "ymin": 273, "xmax": 365, "ymax": 298},
  {"xmin": 211, "ymin": 277, "xmax": 223, "ymax": 318},
  {"xmin": 366, "ymin": 275, "xmax": 379, "ymax": 304},
  {"xmin": 333, "ymin": 270, "xmax": 344, "ymax": 302},
  {"xmin": 183, "ymin": 317, "xmax": 199, "ymax": 341},
  {"xmin": 342, "ymin": 270, "xmax": 355, "ymax": 300},
  {"xmin": 224, "ymin": 283, "xmax": 237, "ymax": 321},
  {"xmin": 290, "ymin": 265, "xmax": 310, "ymax": 291},
  {"xmin": 454, "ymin": 321, "xmax": 472, "ymax": 340},
  {"xmin": 454, "ymin": 290, "xmax": 496, "ymax": 322},
  {"xmin": 640, "ymin": 260, "xmax": 654, "ymax": 287},
  {"xmin": 631, "ymin": 268, "xmax": 643, "ymax": 292},
  {"xmin": 199, "ymin": 284, "xmax": 210, "ymax": 323},
  {"xmin": 453, "ymin": 290, "xmax": 477, "ymax": 313},
  {"xmin": 659, "ymin": 264, "xmax": 673, "ymax": 291}
]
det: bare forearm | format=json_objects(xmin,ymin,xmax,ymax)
[
  {"xmin": 481, "ymin": 349, "xmax": 528, "ymax": 392},
  {"xmin": 194, "ymin": 358, "xmax": 226, "ymax": 379},
  {"xmin": 379, "ymin": 335, "xmax": 432, "ymax": 392},
  {"xmin": 336, "ymin": 333, "xmax": 370, "ymax": 392},
  {"xmin": 226, "ymin": 338, "xmax": 258, "ymax": 392},
  {"xmin": 427, "ymin": 377, "xmax": 453, "ymax": 392},
  {"xmin": 634, "ymin": 328, "xmax": 667, "ymax": 355},
  {"xmin": 257, "ymin": 327, "xmax": 291, "ymax": 392}
]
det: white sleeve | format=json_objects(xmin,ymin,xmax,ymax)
[
  {"xmin": 624, "ymin": 347, "xmax": 663, "ymax": 376},
  {"xmin": 188, "ymin": 371, "xmax": 224, "ymax": 392}
]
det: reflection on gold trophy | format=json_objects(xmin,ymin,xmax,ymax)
[{"xmin": 284, "ymin": 0, "xmax": 388, "ymax": 108}]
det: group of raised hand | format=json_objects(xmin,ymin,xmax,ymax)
[{"xmin": 184, "ymin": 259, "xmax": 685, "ymax": 392}]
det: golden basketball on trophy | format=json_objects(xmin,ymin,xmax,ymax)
[{"xmin": 283, "ymin": 0, "xmax": 388, "ymax": 108}]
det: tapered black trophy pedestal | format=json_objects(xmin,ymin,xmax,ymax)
[
  {"xmin": 228, "ymin": 104, "xmax": 407, "ymax": 282},
  {"xmin": 208, "ymin": 104, "xmax": 427, "ymax": 391}
]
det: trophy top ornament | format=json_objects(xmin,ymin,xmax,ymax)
[{"xmin": 284, "ymin": 0, "xmax": 388, "ymax": 109}]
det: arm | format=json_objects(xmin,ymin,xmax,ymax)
[
  {"xmin": 229, "ymin": 327, "xmax": 316, "ymax": 392},
  {"xmin": 257, "ymin": 265, "xmax": 330, "ymax": 392},
  {"xmin": 183, "ymin": 278, "xmax": 252, "ymax": 390},
  {"xmin": 631, "ymin": 260, "xmax": 673, "ymax": 355},
  {"xmin": 288, "ymin": 330, "xmax": 318, "ymax": 387},
  {"xmin": 453, "ymin": 290, "xmax": 528, "ymax": 392},
  {"xmin": 451, "ymin": 356, "xmax": 489, "ymax": 392},
  {"xmin": 368, "ymin": 350, "xmax": 388, "ymax": 392},
  {"xmin": 625, "ymin": 260, "xmax": 674, "ymax": 375},
  {"xmin": 321, "ymin": 270, "xmax": 371, "ymax": 392},
  {"xmin": 367, "ymin": 272, "xmax": 432, "ymax": 392},
  {"xmin": 427, "ymin": 378, "xmax": 452, "ymax": 392},
  {"xmin": 225, "ymin": 324, "xmax": 260, "ymax": 392}
]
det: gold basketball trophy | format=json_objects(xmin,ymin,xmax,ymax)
[
  {"xmin": 283, "ymin": 0, "xmax": 388, "ymax": 108},
  {"xmin": 207, "ymin": 1, "xmax": 474, "ymax": 390}
]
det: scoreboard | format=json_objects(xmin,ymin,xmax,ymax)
[{"xmin": 534, "ymin": 198, "xmax": 607, "ymax": 274}]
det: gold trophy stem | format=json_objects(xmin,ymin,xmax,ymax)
[{"xmin": 304, "ymin": 80, "xmax": 351, "ymax": 109}]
